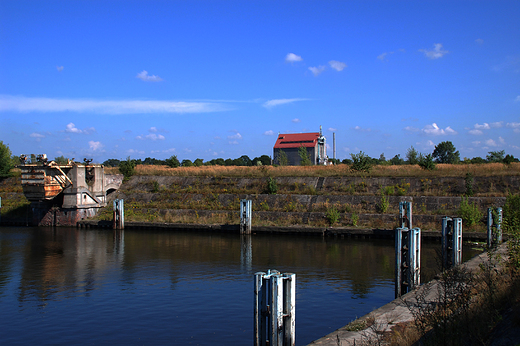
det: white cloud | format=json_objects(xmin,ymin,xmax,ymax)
[
  {"xmin": 499, "ymin": 136, "xmax": 506, "ymax": 144},
  {"xmin": 227, "ymin": 132, "xmax": 242, "ymax": 140},
  {"xmin": 285, "ymin": 53, "xmax": 303, "ymax": 62},
  {"xmin": 149, "ymin": 127, "xmax": 157, "ymax": 133},
  {"xmin": 264, "ymin": 130, "xmax": 275, "ymax": 135},
  {"xmin": 377, "ymin": 52, "xmax": 388, "ymax": 61},
  {"xmin": 309, "ymin": 66, "xmax": 325, "ymax": 76},
  {"xmin": 136, "ymin": 134, "xmax": 165, "ymax": 140},
  {"xmin": 474, "ymin": 123, "xmax": 491, "ymax": 130},
  {"xmin": 136, "ymin": 70, "xmax": 163, "ymax": 82},
  {"xmin": 354, "ymin": 126, "xmax": 371, "ymax": 132},
  {"xmin": 89, "ymin": 141, "xmax": 103, "ymax": 151},
  {"xmin": 404, "ymin": 126, "xmax": 419, "ymax": 132},
  {"xmin": 422, "ymin": 123, "xmax": 457, "ymax": 135},
  {"xmin": 64, "ymin": 122, "xmax": 95, "ymax": 134},
  {"xmin": 328, "ymin": 127, "xmax": 337, "ymax": 132},
  {"xmin": 507, "ymin": 122, "xmax": 520, "ymax": 133},
  {"xmin": 472, "ymin": 141, "xmax": 481, "ymax": 146},
  {"xmin": 263, "ymin": 98, "xmax": 308, "ymax": 109},
  {"xmin": 468, "ymin": 129, "xmax": 483, "ymax": 135},
  {"xmin": 56, "ymin": 66, "xmax": 64, "ymax": 72},
  {"xmin": 491, "ymin": 121, "xmax": 504, "ymax": 128},
  {"xmin": 127, "ymin": 149, "xmax": 145, "ymax": 155},
  {"xmin": 485, "ymin": 139, "xmax": 498, "ymax": 147},
  {"xmin": 329, "ymin": 60, "xmax": 346, "ymax": 71},
  {"xmin": 426, "ymin": 140, "xmax": 435, "ymax": 147},
  {"xmin": 0, "ymin": 95, "xmax": 229, "ymax": 114},
  {"xmin": 515, "ymin": 96, "xmax": 520, "ymax": 102},
  {"xmin": 419, "ymin": 43, "xmax": 449, "ymax": 59},
  {"xmin": 492, "ymin": 55, "xmax": 520, "ymax": 73},
  {"xmin": 292, "ymin": 118, "xmax": 301, "ymax": 123},
  {"xmin": 30, "ymin": 132, "xmax": 45, "ymax": 138},
  {"xmin": 475, "ymin": 38, "xmax": 484, "ymax": 45}
]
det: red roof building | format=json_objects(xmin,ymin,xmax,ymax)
[{"xmin": 273, "ymin": 127, "xmax": 328, "ymax": 165}]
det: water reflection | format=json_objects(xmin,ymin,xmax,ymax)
[{"xmin": 0, "ymin": 227, "xmax": 481, "ymax": 345}]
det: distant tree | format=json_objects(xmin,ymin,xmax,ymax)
[
  {"xmin": 103, "ymin": 159, "xmax": 121, "ymax": 167},
  {"xmin": 181, "ymin": 159, "xmax": 194, "ymax": 167},
  {"xmin": 390, "ymin": 154, "xmax": 404, "ymax": 165},
  {"xmin": 253, "ymin": 155, "xmax": 271, "ymax": 166},
  {"xmin": 277, "ymin": 150, "xmax": 289, "ymax": 166},
  {"xmin": 406, "ymin": 146, "xmax": 419, "ymax": 165},
  {"xmin": 54, "ymin": 155, "xmax": 68, "ymax": 164},
  {"xmin": 0, "ymin": 141, "xmax": 14, "ymax": 178},
  {"xmin": 378, "ymin": 153, "xmax": 388, "ymax": 165},
  {"xmin": 143, "ymin": 157, "xmax": 165, "ymax": 165},
  {"xmin": 194, "ymin": 158, "xmax": 204, "ymax": 167},
  {"xmin": 432, "ymin": 141, "xmax": 460, "ymax": 164},
  {"xmin": 470, "ymin": 157, "xmax": 486, "ymax": 164},
  {"xmin": 119, "ymin": 157, "xmax": 135, "ymax": 181},
  {"xmin": 214, "ymin": 158, "xmax": 225, "ymax": 166},
  {"xmin": 328, "ymin": 158, "xmax": 340, "ymax": 165},
  {"xmin": 350, "ymin": 151, "xmax": 372, "ymax": 173},
  {"xmin": 486, "ymin": 150, "xmax": 505, "ymax": 163},
  {"xmin": 239, "ymin": 155, "xmax": 252, "ymax": 166},
  {"xmin": 298, "ymin": 145, "xmax": 312, "ymax": 166},
  {"xmin": 224, "ymin": 158, "xmax": 233, "ymax": 166},
  {"xmin": 503, "ymin": 154, "xmax": 517, "ymax": 165},
  {"xmin": 418, "ymin": 153, "xmax": 436, "ymax": 170},
  {"xmin": 165, "ymin": 155, "xmax": 180, "ymax": 168},
  {"xmin": 342, "ymin": 158, "xmax": 353, "ymax": 165}
]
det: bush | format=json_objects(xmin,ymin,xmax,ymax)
[
  {"xmin": 350, "ymin": 151, "xmax": 372, "ymax": 173},
  {"xmin": 418, "ymin": 153, "xmax": 436, "ymax": 171},
  {"xmin": 326, "ymin": 205, "xmax": 340, "ymax": 226},
  {"xmin": 378, "ymin": 191, "xmax": 389, "ymax": 213},
  {"xmin": 265, "ymin": 177, "xmax": 278, "ymax": 194},
  {"xmin": 119, "ymin": 157, "xmax": 135, "ymax": 181},
  {"xmin": 504, "ymin": 194, "xmax": 520, "ymax": 269},
  {"xmin": 465, "ymin": 172, "xmax": 474, "ymax": 196},
  {"xmin": 458, "ymin": 197, "xmax": 483, "ymax": 227}
]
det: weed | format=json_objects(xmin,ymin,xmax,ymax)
[
  {"xmin": 378, "ymin": 190, "xmax": 390, "ymax": 213},
  {"xmin": 265, "ymin": 177, "xmax": 278, "ymax": 194},
  {"xmin": 351, "ymin": 212, "xmax": 359, "ymax": 226},
  {"xmin": 151, "ymin": 180, "xmax": 160, "ymax": 193},
  {"xmin": 465, "ymin": 172, "xmax": 474, "ymax": 196},
  {"xmin": 458, "ymin": 197, "xmax": 483, "ymax": 227},
  {"xmin": 326, "ymin": 205, "xmax": 340, "ymax": 226}
]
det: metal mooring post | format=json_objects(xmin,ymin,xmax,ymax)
[
  {"xmin": 487, "ymin": 207, "xmax": 503, "ymax": 248},
  {"xmin": 254, "ymin": 270, "xmax": 296, "ymax": 346},
  {"xmin": 395, "ymin": 227, "xmax": 421, "ymax": 298},
  {"xmin": 441, "ymin": 217, "xmax": 462, "ymax": 269},
  {"xmin": 399, "ymin": 201, "xmax": 412, "ymax": 229},
  {"xmin": 113, "ymin": 199, "xmax": 124, "ymax": 230},
  {"xmin": 240, "ymin": 199, "xmax": 252, "ymax": 234}
]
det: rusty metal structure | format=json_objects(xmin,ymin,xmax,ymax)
[{"xmin": 19, "ymin": 155, "xmax": 122, "ymax": 226}]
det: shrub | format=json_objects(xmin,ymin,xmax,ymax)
[
  {"xmin": 418, "ymin": 153, "xmax": 436, "ymax": 171},
  {"xmin": 465, "ymin": 172, "xmax": 474, "ymax": 196},
  {"xmin": 265, "ymin": 177, "xmax": 278, "ymax": 194},
  {"xmin": 350, "ymin": 151, "xmax": 372, "ymax": 173},
  {"xmin": 119, "ymin": 157, "xmax": 135, "ymax": 181},
  {"xmin": 151, "ymin": 180, "xmax": 160, "ymax": 193},
  {"xmin": 298, "ymin": 145, "xmax": 312, "ymax": 166},
  {"xmin": 326, "ymin": 205, "xmax": 340, "ymax": 226},
  {"xmin": 504, "ymin": 194, "xmax": 520, "ymax": 269},
  {"xmin": 378, "ymin": 191, "xmax": 389, "ymax": 213},
  {"xmin": 458, "ymin": 197, "xmax": 483, "ymax": 227},
  {"xmin": 351, "ymin": 212, "xmax": 359, "ymax": 226}
]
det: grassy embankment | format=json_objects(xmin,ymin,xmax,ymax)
[{"xmin": 93, "ymin": 162, "xmax": 520, "ymax": 231}]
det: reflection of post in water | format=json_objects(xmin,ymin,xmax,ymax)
[
  {"xmin": 113, "ymin": 229, "xmax": 124, "ymax": 256},
  {"xmin": 240, "ymin": 234, "xmax": 252, "ymax": 272}
]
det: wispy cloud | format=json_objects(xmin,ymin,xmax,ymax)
[
  {"xmin": 89, "ymin": 141, "xmax": 103, "ymax": 151},
  {"xmin": 353, "ymin": 126, "xmax": 372, "ymax": 132},
  {"xmin": 492, "ymin": 55, "xmax": 520, "ymax": 73},
  {"xmin": 65, "ymin": 122, "xmax": 95, "ymax": 134},
  {"xmin": 30, "ymin": 132, "xmax": 45, "ymax": 138},
  {"xmin": 422, "ymin": 123, "xmax": 457, "ymax": 135},
  {"xmin": 419, "ymin": 43, "xmax": 449, "ymax": 59},
  {"xmin": 264, "ymin": 130, "xmax": 275, "ymax": 135},
  {"xmin": 475, "ymin": 38, "xmax": 484, "ymax": 45},
  {"xmin": 136, "ymin": 70, "xmax": 163, "ymax": 82},
  {"xmin": 0, "ymin": 95, "xmax": 230, "ymax": 114},
  {"xmin": 292, "ymin": 118, "xmax": 301, "ymax": 123},
  {"xmin": 263, "ymin": 98, "xmax": 308, "ymax": 109},
  {"xmin": 56, "ymin": 66, "xmax": 64, "ymax": 72},
  {"xmin": 136, "ymin": 134, "xmax": 165, "ymax": 140},
  {"xmin": 309, "ymin": 66, "xmax": 325, "ymax": 76},
  {"xmin": 329, "ymin": 60, "xmax": 346, "ymax": 71},
  {"xmin": 285, "ymin": 53, "xmax": 303, "ymax": 62},
  {"xmin": 507, "ymin": 122, "xmax": 520, "ymax": 133},
  {"xmin": 515, "ymin": 96, "xmax": 520, "ymax": 102},
  {"xmin": 328, "ymin": 127, "xmax": 337, "ymax": 132}
]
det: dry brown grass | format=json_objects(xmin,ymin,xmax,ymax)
[{"xmin": 104, "ymin": 162, "xmax": 520, "ymax": 178}]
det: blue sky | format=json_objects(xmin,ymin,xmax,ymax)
[{"xmin": 1, "ymin": 0, "xmax": 519, "ymax": 163}]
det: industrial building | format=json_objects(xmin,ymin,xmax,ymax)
[{"xmin": 273, "ymin": 127, "xmax": 328, "ymax": 166}]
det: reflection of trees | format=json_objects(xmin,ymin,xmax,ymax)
[{"xmin": 6, "ymin": 227, "xmax": 480, "ymax": 307}]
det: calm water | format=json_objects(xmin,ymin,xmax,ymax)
[{"xmin": 0, "ymin": 227, "xmax": 480, "ymax": 345}]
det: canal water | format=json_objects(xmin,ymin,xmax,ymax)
[{"xmin": 0, "ymin": 226, "xmax": 480, "ymax": 345}]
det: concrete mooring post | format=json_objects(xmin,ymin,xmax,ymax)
[
  {"xmin": 399, "ymin": 201, "xmax": 412, "ymax": 229},
  {"xmin": 441, "ymin": 217, "xmax": 463, "ymax": 269},
  {"xmin": 240, "ymin": 199, "xmax": 252, "ymax": 234},
  {"xmin": 395, "ymin": 227, "xmax": 421, "ymax": 298},
  {"xmin": 487, "ymin": 207, "xmax": 503, "ymax": 248},
  {"xmin": 254, "ymin": 270, "xmax": 296, "ymax": 346},
  {"xmin": 113, "ymin": 199, "xmax": 124, "ymax": 230}
]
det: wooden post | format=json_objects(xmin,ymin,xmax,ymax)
[
  {"xmin": 254, "ymin": 270, "xmax": 296, "ymax": 346},
  {"xmin": 240, "ymin": 199, "xmax": 252, "ymax": 234}
]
